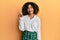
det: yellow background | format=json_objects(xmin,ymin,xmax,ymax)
[{"xmin": 0, "ymin": 0, "xmax": 60, "ymax": 40}]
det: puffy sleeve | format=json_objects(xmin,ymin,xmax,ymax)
[
  {"xmin": 18, "ymin": 17, "xmax": 25, "ymax": 31},
  {"xmin": 37, "ymin": 17, "xmax": 41, "ymax": 40}
]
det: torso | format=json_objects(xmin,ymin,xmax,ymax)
[{"xmin": 20, "ymin": 15, "xmax": 40, "ymax": 32}]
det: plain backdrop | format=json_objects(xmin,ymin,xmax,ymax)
[{"xmin": 0, "ymin": 0, "xmax": 60, "ymax": 40}]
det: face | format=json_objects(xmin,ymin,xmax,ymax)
[{"xmin": 27, "ymin": 4, "xmax": 34, "ymax": 15}]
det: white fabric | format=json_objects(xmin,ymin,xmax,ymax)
[{"xmin": 19, "ymin": 15, "xmax": 41, "ymax": 40}]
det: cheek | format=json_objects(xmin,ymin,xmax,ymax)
[
  {"xmin": 31, "ymin": 8, "xmax": 34, "ymax": 12},
  {"xmin": 27, "ymin": 9, "xmax": 29, "ymax": 12},
  {"xmin": 31, "ymin": 9, "xmax": 34, "ymax": 12}
]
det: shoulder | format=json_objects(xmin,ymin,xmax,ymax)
[
  {"xmin": 35, "ymin": 15, "xmax": 41, "ymax": 25},
  {"xmin": 35, "ymin": 15, "xmax": 41, "ymax": 21}
]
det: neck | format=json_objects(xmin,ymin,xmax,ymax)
[{"xmin": 28, "ymin": 14, "xmax": 35, "ymax": 19}]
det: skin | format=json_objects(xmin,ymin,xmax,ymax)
[
  {"xmin": 27, "ymin": 4, "xmax": 35, "ymax": 19},
  {"xmin": 19, "ymin": 10, "xmax": 23, "ymax": 17},
  {"xmin": 19, "ymin": 4, "xmax": 35, "ymax": 19}
]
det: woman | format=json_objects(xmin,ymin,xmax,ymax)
[{"xmin": 19, "ymin": 2, "xmax": 41, "ymax": 40}]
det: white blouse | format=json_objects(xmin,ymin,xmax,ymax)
[{"xmin": 19, "ymin": 15, "xmax": 41, "ymax": 40}]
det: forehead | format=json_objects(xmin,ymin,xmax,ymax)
[{"xmin": 28, "ymin": 4, "xmax": 32, "ymax": 7}]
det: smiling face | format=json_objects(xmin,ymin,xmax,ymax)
[
  {"xmin": 22, "ymin": 2, "xmax": 39, "ymax": 15},
  {"xmin": 27, "ymin": 4, "xmax": 34, "ymax": 15}
]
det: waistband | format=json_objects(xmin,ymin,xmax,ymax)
[{"xmin": 23, "ymin": 30, "xmax": 37, "ymax": 33}]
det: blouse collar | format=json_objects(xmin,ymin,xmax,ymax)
[{"xmin": 27, "ymin": 15, "xmax": 36, "ymax": 20}]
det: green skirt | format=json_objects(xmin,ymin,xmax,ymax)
[{"xmin": 22, "ymin": 30, "xmax": 38, "ymax": 40}]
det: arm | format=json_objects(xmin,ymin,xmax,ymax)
[
  {"xmin": 37, "ymin": 18, "xmax": 41, "ymax": 40},
  {"xmin": 19, "ymin": 17, "xmax": 25, "ymax": 31}
]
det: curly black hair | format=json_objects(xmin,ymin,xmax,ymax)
[{"xmin": 22, "ymin": 2, "xmax": 39, "ymax": 15}]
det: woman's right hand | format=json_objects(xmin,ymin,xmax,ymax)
[{"xmin": 19, "ymin": 10, "xmax": 23, "ymax": 17}]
